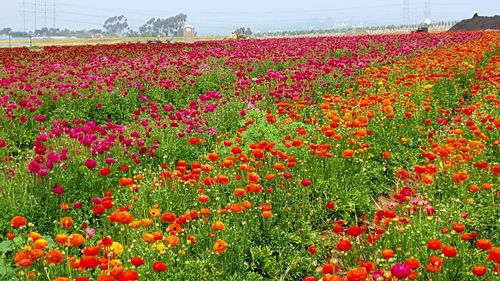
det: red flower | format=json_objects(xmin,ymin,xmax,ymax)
[
  {"xmin": 476, "ymin": 239, "xmax": 492, "ymax": 250},
  {"xmin": 427, "ymin": 239, "xmax": 442, "ymax": 250},
  {"xmin": 301, "ymin": 178, "xmax": 312, "ymax": 187},
  {"xmin": 488, "ymin": 247, "xmax": 500, "ymax": 263},
  {"xmin": 307, "ymin": 245, "xmax": 317, "ymax": 255},
  {"xmin": 442, "ymin": 245, "xmax": 457, "ymax": 257},
  {"xmin": 325, "ymin": 201, "xmax": 335, "ymax": 210},
  {"xmin": 472, "ymin": 266, "xmax": 487, "ymax": 277},
  {"xmin": 11, "ymin": 216, "xmax": 27, "ymax": 228},
  {"xmin": 336, "ymin": 239, "xmax": 352, "ymax": 251},
  {"xmin": 452, "ymin": 223, "xmax": 465, "ymax": 233},
  {"xmin": 130, "ymin": 256, "xmax": 144, "ymax": 267},
  {"xmin": 322, "ymin": 263, "xmax": 339, "ymax": 274},
  {"xmin": 346, "ymin": 226, "xmax": 365, "ymax": 237},
  {"xmin": 152, "ymin": 260, "xmax": 167, "ymax": 272},
  {"xmin": 99, "ymin": 167, "xmax": 111, "ymax": 176}
]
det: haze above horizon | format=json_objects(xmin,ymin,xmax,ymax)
[{"xmin": 0, "ymin": 0, "xmax": 498, "ymax": 35}]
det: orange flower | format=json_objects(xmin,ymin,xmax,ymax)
[
  {"xmin": 247, "ymin": 172, "xmax": 260, "ymax": 183},
  {"xmin": 68, "ymin": 233, "xmax": 85, "ymax": 247},
  {"xmin": 60, "ymin": 217, "xmax": 74, "ymax": 228},
  {"xmin": 54, "ymin": 234, "xmax": 68, "ymax": 245},
  {"xmin": 213, "ymin": 239, "xmax": 228, "ymax": 254},
  {"xmin": 168, "ymin": 223, "xmax": 182, "ymax": 235},
  {"xmin": 28, "ymin": 232, "xmax": 42, "ymax": 241},
  {"xmin": 452, "ymin": 223, "xmax": 465, "ymax": 233},
  {"xmin": 211, "ymin": 221, "xmax": 225, "ymax": 231},
  {"xmin": 166, "ymin": 235, "xmax": 180, "ymax": 247},
  {"xmin": 11, "ymin": 216, "xmax": 27, "ymax": 228},
  {"xmin": 381, "ymin": 249, "xmax": 394, "ymax": 260},
  {"xmin": 342, "ymin": 149, "xmax": 355, "ymax": 158},
  {"xmin": 234, "ymin": 188, "xmax": 246, "ymax": 197},
  {"xmin": 33, "ymin": 239, "xmax": 48, "ymax": 250},
  {"xmin": 264, "ymin": 173, "xmax": 276, "ymax": 181},
  {"xmin": 346, "ymin": 267, "xmax": 368, "ymax": 281},
  {"xmin": 45, "ymin": 249, "xmax": 63, "ymax": 265},
  {"xmin": 119, "ymin": 177, "xmax": 135, "ymax": 186},
  {"xmin": 262, "ymin": 211, "xmax": 273, "ymax": 218},
  {"xmin": 207, "ymin": 152, "xmax": 220, "ymax": 162},
  {"xmin": 14, "ymin": 250, "xmax": 33, "ymax": 267},
  {"xmin": 149, "ymin": 208, "xmax": 161, "ymax": 218}
]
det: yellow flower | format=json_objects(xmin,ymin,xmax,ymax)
[
  {"xmin": 155, "ymin": 242, "xmax": 166, "ymax": 253},
  {"xmin": 423, "ymin": 84, "xmax": 433, "ymax": 90},
  {"xmin": 110, "ymin": 242, "xmax": 124, "ymax": 255},
  {"xmin": 109, "ymin": 259, "xmax": 122, "ymax": 267}
]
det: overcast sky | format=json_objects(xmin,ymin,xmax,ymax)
[{"xmin": 0, "ymin": 0, "xmax": 498, "ymax": 35}]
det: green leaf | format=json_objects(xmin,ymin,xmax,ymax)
[{"xmin": 0, "ymin": 240, "xmax": 13, "ymax": 254}]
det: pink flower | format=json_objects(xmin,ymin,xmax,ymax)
[{"xmin": 37, "ymin": 169, "xmax": 49, "ymax": 176}]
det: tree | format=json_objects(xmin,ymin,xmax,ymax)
[
  {"xmin": 1, "ymin": 27, "xmax": 12, "ymax": 35},
  {"xmin": 139, "ymin": 13, "xmax": 187, "ymax": 36},
  {"xmin": 233, "ymin": 27, "xmax": 252, "ymax": 36},
  {"xmin": 103, "ymin": 15, "xmax": 129, "ymax": 35}
]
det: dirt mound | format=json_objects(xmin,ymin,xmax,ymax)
[{"xmin": 449, "ymin": 14, "xmax": 500, "ymax": 31}]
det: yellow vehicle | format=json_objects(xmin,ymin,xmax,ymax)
[{"xmin": 226, "ymin": 33, "xmax": 249, "ymax": 40}]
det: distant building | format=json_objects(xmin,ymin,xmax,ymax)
[{"xmin": 183, "ymin": 25, "xmax": 195, "ymax": 43}]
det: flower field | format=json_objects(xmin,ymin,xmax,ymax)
[{"xmin": 0, "ymin": 32, "xmax": 498, "ymax": 281}]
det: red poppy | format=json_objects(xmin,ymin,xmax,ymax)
[{"xmin": 152, "ymin": 260, "xmax": 167, "ymax": 272}]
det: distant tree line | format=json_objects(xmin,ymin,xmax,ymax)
[
  {"xmin": 0, "ymin": 13, "xmax": 188, "ymax": 37},
  {"xmin": 138, "ymin": 14, "xmax": 187, "ymax": 36},
  {"xmin": 254, "ymin": 21, "xmax": 459, "ymax": 37}
]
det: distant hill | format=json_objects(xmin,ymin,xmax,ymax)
[{"xmin": 449, "ymin": 14, "xmax": 500, "ymax": 31}]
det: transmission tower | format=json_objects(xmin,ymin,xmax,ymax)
[
  {"xmin": 34, "ymin": 1, "xmax": 37, "ymax": 32},
  {"xmin": 403, "ymin": 0, "xmax": 410, "ymax": 24},
  {"xmin": 53, "ymin": 0, "xmax": 56, "ymax": 28},
  {"xmin": 44, "ymin": 0, "xmax": 47, "ymax": 29},
  {"xmin": 424, "ymin": 0, "xmax": 431, "ymax": 20},
  {"xmin": 23, "ymin": 0, "xmax": 26, "ymax": 32}
]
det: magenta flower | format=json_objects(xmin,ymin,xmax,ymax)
[
  {"xmin": 84, "ymin": 159, "xmax": 97, "ymax": 169},
  {"xmin": 34, "ymin": 115, "xmax": 47, "ymax": 122},
  {"xmin": 391, "ymin": 263, "xmax": 411, "ymax": 279},
  {"xmin": 52, "ymin": 185, "xmax": 65, "ymax": 196}
]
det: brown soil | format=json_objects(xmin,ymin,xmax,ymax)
[{"xmin": 449, "ymin": 14, "xmax": 500, "ymax": 31}]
